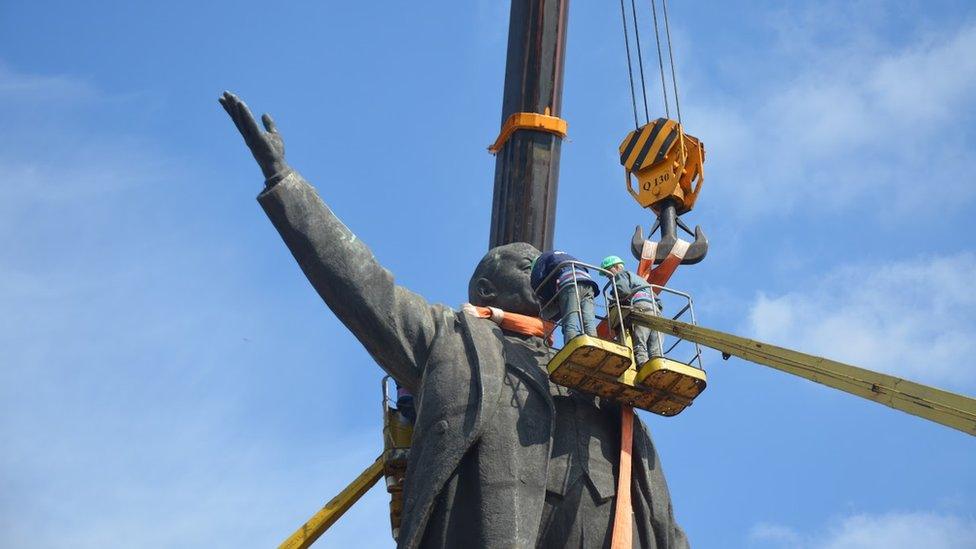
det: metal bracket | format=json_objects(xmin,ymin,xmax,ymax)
[{"xmin": 488, "ymin": 108, "xmax": 568, "ymax": 154}]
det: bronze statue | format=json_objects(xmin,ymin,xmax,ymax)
[{"xmin": 220, "ymin": 91, "xmax": 689, "ymax": 548}]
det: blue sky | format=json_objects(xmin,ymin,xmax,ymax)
[{"xmin": 1, "ymin": 1, "xmax": 974, "ymax": 547}]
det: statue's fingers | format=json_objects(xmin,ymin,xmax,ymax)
[
  {"xmin": 218, "ymin": 95, "xmax": 245, "ymax": 135},
  {"xmin": 223, "ymin": 90, "xmax": 243, "ymax": 105},
  {"xmin": 221, "ymin": 91, "xmax": 244, "ymax": 113},
  {"xmin": 220, "ymin": 92, "xmax": 248, "ymax": 129},
  {"xmin": 262, "ymin": 113, "xmax": 278, "ymax": 134},
  {"xmin": 235, "ymin": 100, "xmax": 263, "ymax": 141}
]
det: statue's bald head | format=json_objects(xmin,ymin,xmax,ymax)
[{"xmin": 468, "ymin": 242, "xmax": 541, "ymax": 317}]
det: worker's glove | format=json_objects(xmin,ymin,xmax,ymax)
[{"xmin": 219, "ymin": 91, "xmax": 291, "ymax": 183}]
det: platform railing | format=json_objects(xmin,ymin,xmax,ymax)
[
  {"xmin": 646, "ymin": 284, "xmax": 705, "ymax": 371},
  {"xmin": 534, "ymin": 260, "xmax": 628, "ymax": 348}
]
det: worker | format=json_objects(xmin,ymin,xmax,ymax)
[
  {"xmin": 395, "ymin": 382, "xmax": 417, "ymax": 423},
  {"xmin": 601, "ymin": 255, "xmax": 664, "ymax": 366},
  {"xmin": 530, "ymin": 250, "xmax": 601, "ymax": 342}
]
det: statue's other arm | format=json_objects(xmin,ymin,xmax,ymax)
[{"xmin": 220, "ymin": 92, "xmax": 435, "ymax": 391}]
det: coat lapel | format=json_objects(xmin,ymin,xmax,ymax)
[{"xmin": 501, "ymin": 335, "xmax": 556, "ymax": 410}]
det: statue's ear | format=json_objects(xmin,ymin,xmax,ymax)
[{"xmin": 473, "ymin": 277, "xmax": 497, "ymax": 305}]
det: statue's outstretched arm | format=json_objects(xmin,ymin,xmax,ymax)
[{"xmin": 220, "ymin": 92, "xmax": 436, "ymax": 391}]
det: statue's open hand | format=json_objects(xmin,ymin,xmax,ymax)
[{"xmin": 219, "ymin": 91, "xmax": 289, "ymax": 181}]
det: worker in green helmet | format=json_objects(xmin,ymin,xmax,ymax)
[{"xmin": 600, "ymin": 255, "xmax": 664, "ymax": 366}]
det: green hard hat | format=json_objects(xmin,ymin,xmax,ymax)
[{"xmin": 600, "ymin": 255, "xmax": 624, "ymax": 275}]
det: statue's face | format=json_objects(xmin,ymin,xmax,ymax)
[{"xmin": 469, "ymin": 242, "xmax": 541, "ymax": 317}]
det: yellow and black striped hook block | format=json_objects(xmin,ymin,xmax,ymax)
[{"xmin": 618, "ymin": 118, "xmax": 705, "ymax": 215}]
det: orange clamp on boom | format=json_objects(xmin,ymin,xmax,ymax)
[{"xmin": 488, "ymin": 108, "xmax": 568, "ymax": 154}]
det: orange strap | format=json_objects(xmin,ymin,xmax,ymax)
[
  {"xmin": 462, "ymin": 304, "xmax": 554, "ymax": 339},
  {"xmin": 487, "ymin": 108, "xmax": 568, "ymax": 154},
  {"xmin": 610, "ymin": 406, "xmax": 634, "ymax": 549},
  {"xmin": 636, "ymin": 239, "xmax": 690, "ymax": 289}
]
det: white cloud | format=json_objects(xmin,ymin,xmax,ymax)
[
  {"xmin": 695, "ymin": 15, "xmax": 976, "ymax": 217},
  {"xmin": 751, "ymin": 522, "xmax": 803, "ymax": 546},
  {"xmin": 750, "ymin": 511, "xmax": 976, "ymax": 549},
  {"xmin": 0, "ymin": 62, "xmax": 97, "ymax": 101},
  {"xmin": 747, "ymin": 253, "xmax": 976, "ymax": 389},
  {"xmin": 0, "ymin": 64, "xmax": 172, "ymax": 228}
]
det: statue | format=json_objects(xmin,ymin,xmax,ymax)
[{"xmin": 219, "ymin": 91, "xmax": 690, "ymax": 549}]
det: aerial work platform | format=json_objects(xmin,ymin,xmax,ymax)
[{"xmin": 538, "ymin": 260, "xmax": 709, "ymax": 416}]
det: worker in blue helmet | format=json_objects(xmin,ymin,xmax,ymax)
[
  {"xmin": 601, "ymin": 255, "xmax": 664, "ymax": 366},
  {"xmin": 530, "ymin": 250, "xmax": 601, "ymax": 342}
]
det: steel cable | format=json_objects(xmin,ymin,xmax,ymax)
[
  {"xmin": 649, "ymin": 0, "xmax": 671, "ymax": 118},
  {"xmin": 619, "ymin": 0, "xmax": 640, "ymax": 129},
  {"xmin": 661, "ymin": 0, "xmax": 682, "ymax": 123},
  {"xmin": 629, "ymin": 0, "xmax": 651, "ymax": 123}
]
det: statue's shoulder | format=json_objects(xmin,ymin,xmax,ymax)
[
  {"xmin": 443, "ymin": 306, "xmax": 505, "ymax": 348},
  {"xmin": 451, "ymin": 307, "xmax": 498, "ymax": 330}
]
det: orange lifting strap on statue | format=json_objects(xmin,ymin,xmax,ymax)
[
  {"xmin": 487, "ymin": 108, "xmax": 568, "ymax": 154},
  {"xmin": 610, "ymin": 406, "xmax": 635, "ymax": 549},
  {"xmin": 463, "ymin": 304, "xmax": 555, "ymax": 339}
]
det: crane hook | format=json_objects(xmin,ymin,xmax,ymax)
[{"xmin": 630, "ymin": 200, "xmax": 708, "ymax": 265}]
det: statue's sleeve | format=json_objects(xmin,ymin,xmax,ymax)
[{"xmin": 257, "ymin": 171, "xmax": 438, "ymax": 392}]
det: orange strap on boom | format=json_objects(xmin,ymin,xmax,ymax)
[{"xmin": 488, "ymin": 108, "xmax": 568, "ymax": 154}]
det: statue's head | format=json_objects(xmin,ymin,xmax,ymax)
[{"xmin": 468, "ymin": 242, "xmax": 541, "ymax": 317}]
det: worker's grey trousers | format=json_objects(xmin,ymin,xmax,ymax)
[
  {"xmin": 631, "ymin": 300, "xmax": 664, "ymax": 365},
  {"xmin": 559, "ymin": 285, "xmax": 598, "ymax": 342}
]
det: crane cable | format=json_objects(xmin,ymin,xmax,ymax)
[
  {"xmin": 661, "ymin": 0, "xmax": 682, "ymax": 123},
  {"xmin": 618, "ymin": 0, "xmax": 640, "ymax": 129},
  {"xmin": 618, "ymin": 0, "xmax": 683, "ymax": 124},
  {"xmin": 648, "ymin": 0, "xmax": 670, "ymax": 119},
  {"xmin": 629, "ymin": 0, "xmax": 651, "ymax": 123}
]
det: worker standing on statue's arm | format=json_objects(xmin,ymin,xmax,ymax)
[
  {"xmin": 601, "ymin": 255, "xmax": 664, "ymax": 366},
  {"xmin": 530, "ymin": 250, "xmax": 601, "ymax": 342}
]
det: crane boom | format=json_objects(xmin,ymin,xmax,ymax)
[
  {"xmin": 489, "ymin": 0, "xmax": 569, "ymax": 251},
  {"xmin": 628, "ymin": 311, "xmax": 976, "ymax": 436}
]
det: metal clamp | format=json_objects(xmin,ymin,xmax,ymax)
[{"xmin": 488, "ymin": 108, "xmax": 568, "ymax": 154}]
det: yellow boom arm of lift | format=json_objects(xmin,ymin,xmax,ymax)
[
  {"xmin": 628, "ymin": 310, "xmax": 976, "ymax": 436},
  {"xmin": 278, "ymin": 455, "xmax": 385, "ymax": 549}
]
